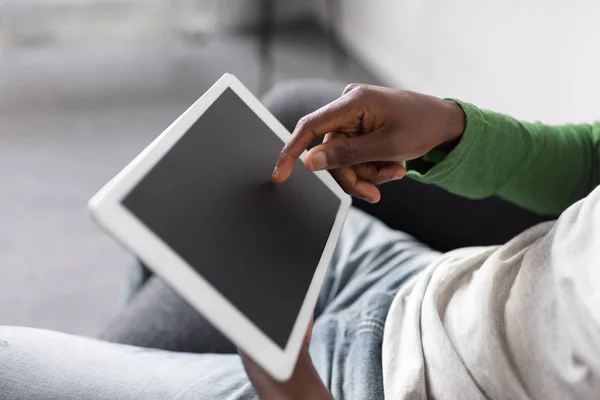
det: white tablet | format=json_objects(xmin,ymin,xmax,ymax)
[{"xmin": 89, "ymin": 73, "xmax": 351, "ymax": 381}]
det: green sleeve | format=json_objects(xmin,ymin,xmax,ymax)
[{"xmin": 406, "ymin": 100, "xmax": 600, "ymax": 216}]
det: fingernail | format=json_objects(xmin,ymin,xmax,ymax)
[
  {"xmin": 271, "ymin": 165, "xmax": 278, "ymax": 178},
  {"xmin": 309, "ymin": 151, "xmax": 328, "ymax": 171}
]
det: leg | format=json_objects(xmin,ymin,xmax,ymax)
[
  {"xmin": 124, "ymin": 258, "xmax": 152, "ymax": 304},
  {"xmin": 1, "ymin": 209, "xmax": 437, "ymax": 400},
  {"xmin": 315, "ymin": 208, "xmax": 438, "ymax": 317},
  {"xmin": 0, "ymin": 326, "xmax": 254, "ymax": 400},
  {"xmin": 115, "ymin": 211, "xmax": 437, "ymax": 398},
  {"xmin": 102, "ymin": 275, "xmax": 237, "ymax": 354},
  {"xmin": 309, "ymin": 208, "xmax": 440, "ymax": 399},
  {"xmin": 102, "ymin": 208, "xmax": 437, "ymax": 355}
]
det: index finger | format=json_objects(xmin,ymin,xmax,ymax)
[{"xmin": 271, "ymin": 94, "xmax": 362, "ymax": 183}]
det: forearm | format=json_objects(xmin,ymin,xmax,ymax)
[
  {"xmin": 242, "ymin": 348, "xmax": 333, "ymax": 400},
  {"xmin": 407, "ymin": 101, "xmax": 600, "ymax": 216}
]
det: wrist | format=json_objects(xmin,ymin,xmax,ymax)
[
  {"xmin": 441, "ymin": 99, "xmax": 466, "ymax": 144},
  {"xmin": 259, "ymin": 351, "xmax": 332, "ymax": 400},
  {"xmin": 290, "ymin": 360, "xmax": 332, "ymax": 400}
]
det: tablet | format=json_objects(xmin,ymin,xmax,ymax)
[{"xmin": 89, "ymin": 73, "xmax": 351, "ymax": 381}]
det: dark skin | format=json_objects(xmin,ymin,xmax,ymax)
[
  {"xmin": 242, "ymin": 84, "xmax": 466, "ymax": 398},
  {"xmin": 240, "ymin": 318, "xmax": 332, "ymax": 400},
  {"xmin": 273, "ymin": 83, "xmax": 465, "ymax": 202}
]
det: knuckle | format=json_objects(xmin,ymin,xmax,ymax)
[
  {"xmin": 343, "ymin": 83, "xmax": 361, "ymax": 94},
  {"xmin": 331, "ymin": 170, "xmax": 353, "ymax": 191},
  {"xmin": 349, "ymin": 85, "xmax": 368, "ymax": 100},
  {"xmin": 278, "ymin": 147, "xmax": 288, "ymax": 158},
  {"xmin": 364, "ymin": 164, "xmax": 378, "ymax": 178},
  {"xmin": 339, "ymin": 142, "xmax": 361, "ymax": 165},
  {"xmin": 295, "ymin": 115, "xmax": 310, "ymax": 131},
  {"xmin": 339, "ymin": 179, "xmax": 357, "ymax": 195}
]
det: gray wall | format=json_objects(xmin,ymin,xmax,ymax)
[{"xmin": 315, "ymin": 0, "xmax": 600, "ymax": 123}]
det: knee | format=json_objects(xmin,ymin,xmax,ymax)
[
  {"xmin": 0, "ymin": 326, "xmax": 47, "ymax": 398},
  {"xmin": 262, "ymin": 79, "xmax": 346, "ymax": 132},
  {"xmin": 0, "ymin": 326, "xmax": 63, "ymax": 370},
  {"xmin": 0, "ymin": 326, "xmax": 32, "ymax": 356}
]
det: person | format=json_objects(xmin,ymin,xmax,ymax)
[{"xmin": 1, "ymin": 80, "xmax": 598, "ymax": 400}]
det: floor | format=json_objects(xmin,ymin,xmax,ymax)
[{"xmin": 0, "ymin": 24, "xmax": 379, "ymax": 336}]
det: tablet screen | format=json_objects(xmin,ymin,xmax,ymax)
[{"xmin": 122, "ymin": 88, "xmax": 341, "ymax": 349}]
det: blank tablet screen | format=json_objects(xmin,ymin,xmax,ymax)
[{"xmin": 122, "ymin": 88, "xmax": 341, "ymax": 349}]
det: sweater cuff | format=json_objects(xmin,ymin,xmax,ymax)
[{"xmin": 405, "ymin": 99, "xmax": 483, "ymax": 186}]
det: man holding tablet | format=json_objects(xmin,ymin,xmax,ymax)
[{"xmin": 1, "ymin": 78, "xmax": 599, "ymax": 400}]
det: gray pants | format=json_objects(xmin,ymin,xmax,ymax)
[{"xmin": 0, "ymin": 81, "xmax": 441, "ymax": 399}]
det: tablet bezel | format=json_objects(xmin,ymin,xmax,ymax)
[{"xmin": 88, "ymin": 73, "xmax": 351, "ymax": 381}]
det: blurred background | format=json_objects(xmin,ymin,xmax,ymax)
[{"xmin": 1, "ymin": 0, "xmax": 599, "ymax": 336}]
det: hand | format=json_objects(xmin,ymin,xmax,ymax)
[
  {"xmin": 272, "ymin": 84, "xmax": 465, "ymax": 203},
  {"xmin": 240, "ymin": 319, "xmax": 332, "ymax": 400}
]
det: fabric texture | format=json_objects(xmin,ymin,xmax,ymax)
[
  {"xmin": 407, "ymin": 100, "xmax": 600, "ymax": 215},
  {"xmin": 384, "ymin": 188, "xmax": 600, "ymax": 399},
  {"xmin": 384, "ymin": 103, "xmax": 600, "ymax": 399},
  {"xmin": 0, "ymin": 208, "xmax": 439, "ymax": 399}
]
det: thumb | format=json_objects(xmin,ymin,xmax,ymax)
[{"xmin": 305, "ymin": 132, "xmax": 393, "ymax": 171}]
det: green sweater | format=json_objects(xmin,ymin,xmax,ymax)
[{"xmin": 407, "ymin": 101, "xmax": 600, "ymax": 216}]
